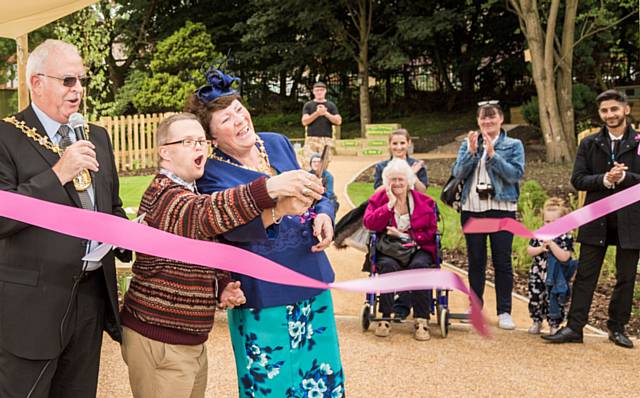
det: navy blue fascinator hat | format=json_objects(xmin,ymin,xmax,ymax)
[{"xmin": 196, "ymin": 66, "xmax": 240, "ymax": 104}]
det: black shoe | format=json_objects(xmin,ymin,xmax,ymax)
[
  {"xmin": 541, "ymin": 327, "xmax": 583, "ymax": 344},
  {"xmin": 609, "ymin": 331, "xmax": 634, "ymax": 349}
]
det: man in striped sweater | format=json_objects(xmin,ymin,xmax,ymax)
[{"xmin": 120, "ymin": 113, "xmax": 324, "ymax": 398}]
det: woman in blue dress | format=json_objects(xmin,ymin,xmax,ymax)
[{"xmin": 185, "ymin": 68, "xmax": 345, "ymax": 398}]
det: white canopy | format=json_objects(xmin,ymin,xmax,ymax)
[
  {"xmin": 1, "ymin": 1, "xmax": 97, "ymax": 109},
  {"xmin": 0, "ymin": 0, "xmax": 96, "ymax": 39}
]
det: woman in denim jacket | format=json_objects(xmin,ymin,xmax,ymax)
[{"xmin": 452, "ymin": 102, "xmax": 525, "ymax": 330}]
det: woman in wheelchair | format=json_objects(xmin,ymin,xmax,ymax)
[{"xmin": 363, "ymin": 159, "xmax": 438, "ymax": 341}]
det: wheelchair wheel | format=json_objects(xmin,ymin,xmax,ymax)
[
  {"xmin": 361, "ymin": 303, "xmax": 372, "ymax": 331},
  {"xmin": 439, "ymin": 306, "xmax": 449, "ymax": 338}
]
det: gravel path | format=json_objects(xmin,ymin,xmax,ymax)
[{"xmin": 97, "ymin": 155, "xmax": 640, "ymax": 397}]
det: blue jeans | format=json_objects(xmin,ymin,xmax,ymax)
[{"xmin": 461, "ymin": 210, "xmax": 516, "ymax": 315}]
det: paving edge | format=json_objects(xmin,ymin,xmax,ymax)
[
  {"xmin": 442, "ymin": 262, "xmax": 608, "ymax": 336},
  {"xmin": 342, "ymin": 160, "xmax": 378, "ymax": 210}
]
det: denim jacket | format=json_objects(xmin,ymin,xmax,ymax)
[{"xmin": 452, "ymin": 130, "xmax": 525, "ymax": 204}]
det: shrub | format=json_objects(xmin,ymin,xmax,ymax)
[
  {"xmin": 133, "ymin": 21, "xmax": 221, "ymax": 113},
  {"xmin": 252, "ymin": 113, "xmax": 304, "ymax": 138},
  {"xmin": 518, "ymin": 180, "xmax": 548, "ymax": 212}
]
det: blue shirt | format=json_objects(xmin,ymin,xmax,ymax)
[{"xmin": 197, "ymin": 132, "xmax": 336, "ymax": 309}]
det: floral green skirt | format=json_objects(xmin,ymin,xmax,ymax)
[{"xmin": 228, "ymin": 290, "xmax": 345, "ymax": 398}]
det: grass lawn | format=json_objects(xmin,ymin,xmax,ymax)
[{"xmin": 119, "ymin": 174, "xmax": 154, "ymax": 214}]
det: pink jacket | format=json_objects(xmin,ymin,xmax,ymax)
[{"xmin": 363, "ymin": 188, "xmax": 438, "ymax": 259}]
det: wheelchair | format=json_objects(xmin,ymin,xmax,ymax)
[{"xmin": 360, "ymin": 205, "xmax": 468, "ymax": 337}]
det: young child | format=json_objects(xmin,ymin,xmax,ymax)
[{"xmin": 527, "ymin": 197, "xmax": 575, "ymax": 335}]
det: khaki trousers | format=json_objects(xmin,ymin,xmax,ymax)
[{"xmin": 121, "ymin": 326, "xmax": 208, "ymax": 398}]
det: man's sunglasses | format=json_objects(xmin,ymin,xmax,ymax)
[
  {"xmin": 478, "ymin": 100, "xmax": 499, "ymax": 106},
  {"xmin": 37, "ymin": 73, "xmax": 90, "ymax": 87}
]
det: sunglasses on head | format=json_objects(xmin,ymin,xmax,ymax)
[
  {"xmin": 478, "ymin": 100, "xmax": 499, "ymax": 107},
  {"xmin": 37, "ymin": 73, "xmax": 90, "ymax": 87}
]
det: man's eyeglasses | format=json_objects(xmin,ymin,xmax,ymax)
[
  {"xmin": 478, "ymin": 100, "xmax": 499, "ymax": 107},
  {"xmin": 161, "ymin": 139, "xmax": 210, "ymax": 148},
  {"xmin": 37, "ymin": 73, "xmax": 90, "ymax": 87}
]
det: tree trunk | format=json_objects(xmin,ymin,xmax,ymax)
[
  {"xmin": 403, "ymin": 66, "xmax": 411, "ymax": 97},
  {"xmin": 290, "ymin": 66, "xmax": 303, "ymax": 101},
  {"xmin": 385, "ymin": 71, "xmax": 392, "ymax": 106},
  {"xmin": 556, "ymin": 0, "xmax": 578, "ymax": 154},
  {"xmin": 358, "ymin": 49, "xmax": 371, "ymax": 137},
  {"xmin": 357, "ymin": 0, "xmax": 371, "ymax": 137},
  {"xmin": 279, "ymin": 71, "xmax": 287, "ymax": 98},
  {"xmin": 511, "ymin": 0, "xmax": 574, "ymax": 163}
]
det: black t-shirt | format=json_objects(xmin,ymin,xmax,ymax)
[{"xmin": 302, "ymin": 100, "xmax": 339, "ymax": 137}]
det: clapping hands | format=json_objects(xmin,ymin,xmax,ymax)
[{"xmin": 606, "ymin": 161, "xmax": 628, "ymax": 185}]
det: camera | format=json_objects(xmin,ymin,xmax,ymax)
[{"xmin": 476, "ymin": 182, "xmax": 494, "ymax": 199}]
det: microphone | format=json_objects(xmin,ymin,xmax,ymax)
[
  {"xmin": 69, "ymin": 112, "xmax": 86, "ymax": 141},
  {"xmin": 68, "ymin": 112, "xmax": 95, "ymax": 191}
]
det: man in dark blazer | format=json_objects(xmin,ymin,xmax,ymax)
[
  {"xmin": 0, "ymin": 40, "xmax": 130, "ymax": 397},
  {"xmin": 544, "ymin": 90, "xmax": 639, "ymax": 348}
]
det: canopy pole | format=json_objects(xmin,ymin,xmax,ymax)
[{"xmin": 16, "ymin": 34, "xmax": 29, "ymax": 110}]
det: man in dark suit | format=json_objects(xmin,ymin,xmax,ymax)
[
  {"xmin": 544, "ymin": 90, "xmax": 639, "ymax": 349},
  {"xmin": 0, "ymin": 39, "xmax": 129, "ymax": 396}
]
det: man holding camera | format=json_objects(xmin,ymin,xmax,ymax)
[
  {"xmin": 452, "ymin": 101, "xmax": 525, "ymax": 330},
  {"xmin": 301, "ymin": 81, "xmax": 342, "ymax": 166}
]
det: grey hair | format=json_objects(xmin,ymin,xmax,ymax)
[
  {"xmin": 26, "ymin": 39, "xmax": 81, "ymax": 91},
  {"xmin": 381, "ymin": 158, "xmax": 416, "ymax": 189}
]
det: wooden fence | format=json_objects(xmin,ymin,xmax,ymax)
[{"xmin": 97, "ymin": 113, "xmax": 174, "ymax": 172}]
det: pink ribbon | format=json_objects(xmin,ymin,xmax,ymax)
[
  {"xmin": 463, "ymin": 181, "xmax": 640, "ymax": 240},
  {"xmin": 0, "ymin": 190, "xmax": 487, "ymax": 336}
]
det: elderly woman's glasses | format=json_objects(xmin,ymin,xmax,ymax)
[
  {"xmin": 161, "ymin": 139, "xmax": 210, "ymax": 148},
  {"xmin": 37, "ymin": 73, "xmax": 90, "ymax": 87},
  {"xmin": 478, "ymin": 100, "xmax": 499, "ymax": 106}
]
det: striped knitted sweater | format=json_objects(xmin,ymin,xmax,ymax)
[{"xmin": 121, "ymin": 174, "xmax": 275, "ymax": 345}]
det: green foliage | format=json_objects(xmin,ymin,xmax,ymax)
[
  {"xmin": 522, "ymin": 83, "xmax": 598, "ymax": 128},
  {"xmin": 133, "ymin": 73, "xmax": 197, "ymax": 114},
  {"xmin": 512, "ymin": 190, "xmax": 543, "ymax": 273},
  {"xmin": 0, "ymin": 39, "xmax": 16, "ymax": 85},
  {"xmin": 340, "ymin": 109, "xmax": 477, "ymax": 139},
  {"xmin": 55, "ymin": 6, "xmax": 113, "ymax": 117},
  {"xmin": 149, "ymin": 21, "xmax": 214, "ymax": 77},
  {"xmin": 572, "ymin": 83, "xmax": 598, "ymax": 124},
  {"xmin": 103, "ymin": 70, "xmax": 147, "ymax": 116},
  {"xmin": 252, "ymin": 113, "xmax": 304, "ymax": 137},
  {"xmin": 521, "ymin": 96, "xmax": 539, "ymax": 127},
  {"xmin": 133, "ymin": 21, "xmax": 220, "ymax": 113},
  {"xmin": 518, "ymin": 180, "xmax": 548, "ymax": 213}
]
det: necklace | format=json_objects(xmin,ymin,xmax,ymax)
[
  {"xmin": 209, "ymin": 136, "xmax": 273, "ymax": 175},
  {"xmin": 3, "ymin": 116, "xmax": 92, "ymax": 191}
]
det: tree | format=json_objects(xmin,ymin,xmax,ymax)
[
  {"xmin": 508, "ymin": 0, "xmax": 639, "ymax": 163},
  {"xmin": 55, "ymin": 6, "xmax": 113, "ymax": 117},
  {"xmin": 378, "ymin": 0, "xmax": 526, "ymax": 109},
  {"xmin": 132, "ymin": 21, "xmax": 220, "ymax": 113},
  {"xmin": 334, "ymin": 0, "xmax": 373, "ymax": 137}
]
